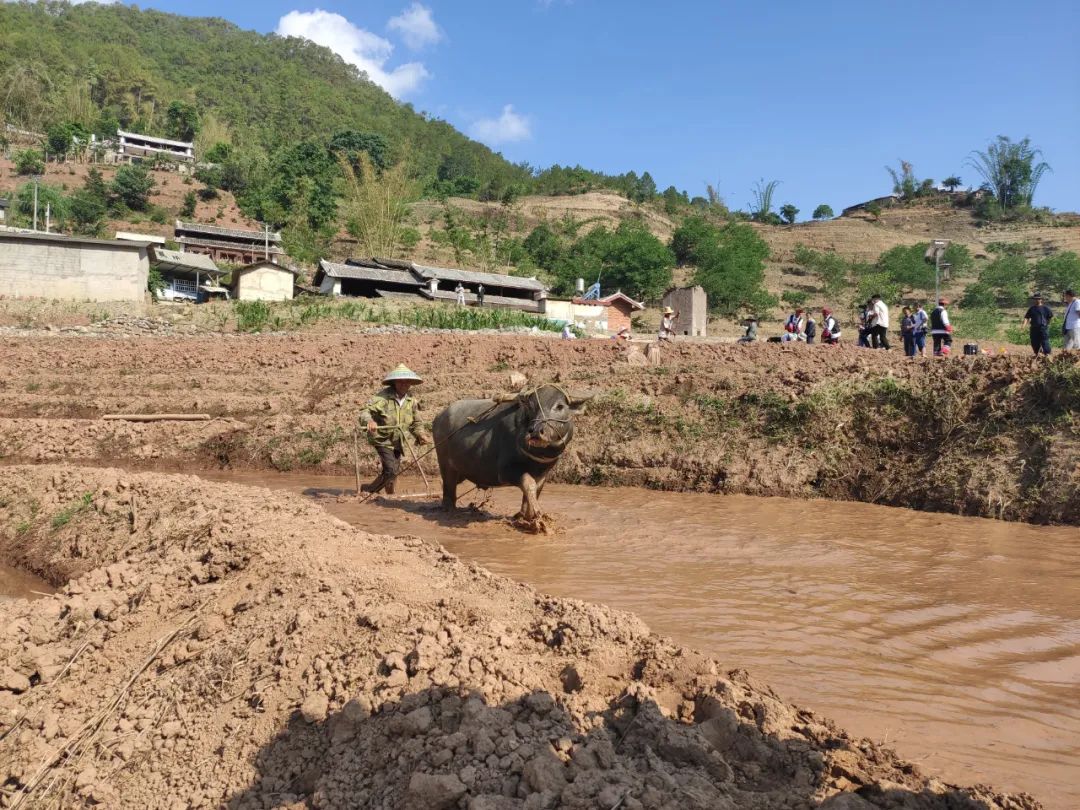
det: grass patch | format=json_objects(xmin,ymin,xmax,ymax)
[
  {"xmin": 235, "ymin": 300, "xmax": 272, "ymax": 332},
  {"xmin": 51, "ymin": 492, "xmax": 94, "ymax": 530}
]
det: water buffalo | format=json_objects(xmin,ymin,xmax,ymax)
[{"xmin": 433, "ymin": 385, "xmax": 589, "ymax": 521}]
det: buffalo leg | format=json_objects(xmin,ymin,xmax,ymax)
[
  {"xmin": 519, "ymin": 473, "xmax": 540, "ymax": 520},
  {"xmin": 438, "ymin": 456, "xmax": 458, "ymax": 511}
]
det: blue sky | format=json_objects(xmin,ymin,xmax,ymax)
[{"xmin": 134, "ymin": 0, "xmax": 1077, "ymax": 217}]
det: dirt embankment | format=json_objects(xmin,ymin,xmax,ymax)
[
  {"xmin": 0, "ymin": 333, "xmax": 1077, "ymax": 525},
  {"xmin": 0, "ymin": 465, "xmax": 1040, "ymax": 809}
]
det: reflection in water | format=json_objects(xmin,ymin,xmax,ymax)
[{"xmin": 198, "ymin": 472, "xmax": 1080, "ymax": 807}]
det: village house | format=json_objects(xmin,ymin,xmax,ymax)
[
  {"xmin": 150, "ymin": 247, "xmax": 226, "ymax": 302},
  {"xmin": 0, "ymin": 230, "xmax": 149, "ymax": 302},
  {"xmin": 312, "ymin": 257, "xmax": 548, "ymax": 311},
  {"xmin": 661, "ymin": 286, "xmax": 708, "ymax": 336},
  {"xmin": 231, "ymin": 259, "xmax": 297, "ymax": 302},
  {"xmin": 175, "ymin": 220, "xmax": 283, "ymax": 266},
  {"xmin": 117, "ymin": 129, "xmax": 195, "ymax": 165}
]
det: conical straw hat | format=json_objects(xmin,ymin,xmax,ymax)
[{"xmin": 383, "ymin": 364, "xmax": 422, "ymax": 384}]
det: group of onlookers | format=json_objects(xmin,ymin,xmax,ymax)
[{"xmin": 757, "ymin": 288, "xmax": 1080, "ymax": 357}]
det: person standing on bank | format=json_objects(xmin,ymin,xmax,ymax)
[
  {"xmin": 476, "ymin": 284, "xmax": 485, "ymax": 307},
  {"xmin": 359, "ymin": 364, "xmax": 430, "ymax": 495},
  {"xmin": 455, "ymin": 283, "xmax": 466, "ymax": 307},
  {"xmin": 1063, "ymin": 288, "xmax": 1080, "ymax": 350},
  {"xmin": 870, "ymin": 294, "xmax": 890, "ymax": 349},
  {"xmin": 930, "ymin": 298, "xmax": 953, "ymax": 356},
  {"xmin": 912, "ymin": 302, "xmax": 929, "ymax": 357},
  {"xmin": 900, "ymin": 306, "xmax": 916, "ymax": 357},
  {"xmin": 658, "ymin": 306, "xmax": 679, "ymax": 341},
  {"xmin": 1022, "ymin": 292, "xmax": 1054, "ymax": 356}
]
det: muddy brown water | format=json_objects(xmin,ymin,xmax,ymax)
[
  {"xmin": 0, "ymin": 564, "xmax": 51, "ymax": 601},
  {"xmin": 6, "ymin": 470, "xmax": 1077, "ymax": 807}
]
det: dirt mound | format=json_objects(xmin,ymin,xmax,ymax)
[
  {"xmin": 1, "ymin": 333, "xmax": 1076, "ymax": 525},
  {"xmin": 0, "ymin": 466, "xmax": 1040, "ymax": 809}
]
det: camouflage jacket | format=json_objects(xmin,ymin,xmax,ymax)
[{"xmin": 360, "ymin": 387, "xmax": 428, "ymax": 447}]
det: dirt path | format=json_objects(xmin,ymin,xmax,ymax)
[{"xmin": 0, "ymin": 465, "xmax": 1042, "ymax": 809}]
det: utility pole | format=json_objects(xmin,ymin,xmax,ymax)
[
  {"xmin": 32, "ymin": 178, "xmax": 39, "ymax": 231},
  {"xmin": 264, "ymin": 223, "xmax": 270, "ymax": 261},
  {"xmin": 929, "ymin": 239, "xmax": 949, "ymax": 303},
  {"xmin": 45, "ymin": 202, "xmax": 51, "ymax": 234}
]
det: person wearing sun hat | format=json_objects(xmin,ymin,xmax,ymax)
[
  {"xmin": 657, "ymin": 306, "xmax": 679, "ymax": 342},
  {"xmin": 359, "ymin": 364, "xmax": 430, "ymax": 494}
]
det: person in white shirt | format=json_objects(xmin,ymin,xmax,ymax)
[
  {"xmin": 930, "ymin": 298, "xmax": 953, "ymax": 356},
  {"xmin": 1063, "ymin": 288, "xmax": 1080, "ymax": 350},
  {"xmin": 870, "ymin": 294, "xmax": 890, "ymax": 350},
  {"xmin": 658, "ymin": 307, "xmax": 678, "ymax": 341},
  {"xmin": 455, "ymin": 283, "xmax": 466, "ymax": 307}
]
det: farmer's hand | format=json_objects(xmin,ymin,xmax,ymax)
[{"xmin": 366, "ymin": 420, "xmax": 378, "ymax": 436}]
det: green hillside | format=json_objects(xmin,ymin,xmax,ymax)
[{"xmin": 0, "ymin": 1, "xmax": 526, "ymax": 192}]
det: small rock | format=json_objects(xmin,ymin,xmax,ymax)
[
  {"xmin": 0, "ymin": 668, "xmax": 31, "ymax": 694},
  {"xmin": 407, "ymin": 772, "xmax": 466, "ymax": 809},
  {"xmin": 300, "ymin": 693, "xmax": 329, "ymax": 724}
]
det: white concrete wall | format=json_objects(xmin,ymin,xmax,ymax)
[
  {"xmin": 235, "ymin": 265, "xmax": 293, "ymax": 301},
  {"xmin": 0, "ymin": 238, "xmax": 148, "ymax": 302},
  {"xmin": 543, "ymin": 299, "xmax": 608, "ymax": 331},
  {"xmin": 319, "ymin": 275, "xmax": 340, "ymax": 296}
]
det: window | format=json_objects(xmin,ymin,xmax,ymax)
[{"xmin": 170, "ymin": 277, "xmax": 197, "ymax": 296}]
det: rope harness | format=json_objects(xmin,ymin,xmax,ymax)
[{"xmin": 356, "ymin": 384, "xmax": 574, "ymax": 504}]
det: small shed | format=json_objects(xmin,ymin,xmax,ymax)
[
  {"xmin": 231, "ymin": 259, "xmax": 297, "ymax": 302},
  {"xmin": 661, "ymin": 286, "xmax": 708, "ymax": 336},
  {"xmin": 568, "ymin": 292, "xmax": 644, "ymax": 333},
  {"xmin": 150, "ymin": 247, "xmax": 225, "ymax": 302}
]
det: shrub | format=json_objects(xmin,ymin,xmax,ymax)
[
  {"xmin": 14, "ymin": 149, "xmax": 44, "ymax": 175},
  {"xmin": 181, "ymin": 190, "xmax": 197, "ymax": 218},
  {"xmin": 949, "ymin": 307, "xmax": 1003, "ymax": 341},
  {"xmin": 781, "ymin": 290, "xmax": 808, "ymax": 308},
  {"xmin": 1033, "ymin": 252, "xmax": 1080, "ymax": 298}
]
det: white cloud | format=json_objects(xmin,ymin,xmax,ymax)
[
  {"xmin": 276, "ymin": 9, "xmax": 429, "ymax": 98},
  {"xmin": 387, "ymin": 3, "xmax": 442, "ymax": 51},
  {"xmin": 469, "ymin": 105, "xmax": 532, "ymax": 145}
]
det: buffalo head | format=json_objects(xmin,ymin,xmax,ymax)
[{"xmin": 517, "ymin": 385, "xmax": 590, "ymax": 459}]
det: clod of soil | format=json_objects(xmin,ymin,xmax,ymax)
[{"xmin": 0, "ymin": 466, "xmax": 1041, "ymax": 808}]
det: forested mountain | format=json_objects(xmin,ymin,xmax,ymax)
[{"xmin": 0, "ymin": 1, "xmax": 528, "ymax": 192}]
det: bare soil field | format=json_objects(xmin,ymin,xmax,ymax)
[
  {"xmin": 0, "ymin": 331, "xmax": 1076, "ymax": 524},
  {"xmin": 0, "ymin": 465, "xmax": 1042, "ymax": 809}
]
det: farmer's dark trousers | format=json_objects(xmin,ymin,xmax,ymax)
[
  {"xmin": 376, "ymin": 442, "xmax": 403, "ymax": 478},
  {"xmin": 1030, "ymin": 328, "xmax": 1051, "ymax": 356},
  {"xmin": 871, "ymin": 325, "xmax": 890, "ymax": 350}
]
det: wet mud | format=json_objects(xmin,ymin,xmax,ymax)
[{"xmin": 199, "ymin": 470, "xmax": 1080, "ymax": 809}]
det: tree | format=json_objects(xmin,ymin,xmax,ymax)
[
  {"xmin": 779, "ymin": 204, "xmax": 799, "ymax": 224},
  {"xmin": 669, "ymin": 216, "xmax": 718, "ymax": 266},
  {"xmin": 14, "ymin": 182, "xmax": 68, "ymax": 229},
  {"xmin": 553, "ymin": 222, "xmax": 673, "ymax": 300},
  {"xmin": 83, "ymin": 167, "xmax": 108, "ymax": 203},
  {"xmin": 966, "ymin": 136, "xmax": 1051, "ymax": 212},
  {"xmin": 165, "ymin": 101, "xmax": 199, "ymax": 142},
  {"xmin": 523, "ymin": 224, "xmax": 563, "ymax": 270},
  {"xmin": 338, "ymin": 153, "xmax": 418, "ymax": 259},
  {"xmin": 45, "ymin": 124, "xmax": 74, "ymax": 159},
  {"xmin": 329, "ymin": 131, "xmax": 390, "ymax": 171},
  {"xmin": 111, "ymin": 164, "xmax": 155, "ymax": 210},
  {"xmin": 812, "ymin": 204, "xmax": 834, "ymax": 220},
  {"xmin": 1034, "ymin": 252, "xmax": 1080, "ymax": 298},
  {"xmin": 14, "ymin": 149, "xmax": 44, "ymax": 175},
  {"xmin": 69, "ymin": 189, "xmax": 107, "ymax": 235},
  {"xmin": 749, "ymin": 179, "xmax": 780, "ymax": 223},
  {"xmin": 691, "ymin": 222, "xmax": 772, "ymax": 316},
  {"xmin": 886, "ymin": 159, "xmax": 921, "ymax": 199},
  {"xmin": 979, "ymin": 254, "xmax": 1030, "ymax": 306},
  {"xmin": 942, "ymin": 176, "xmax": 962, "ymax": 192}
]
